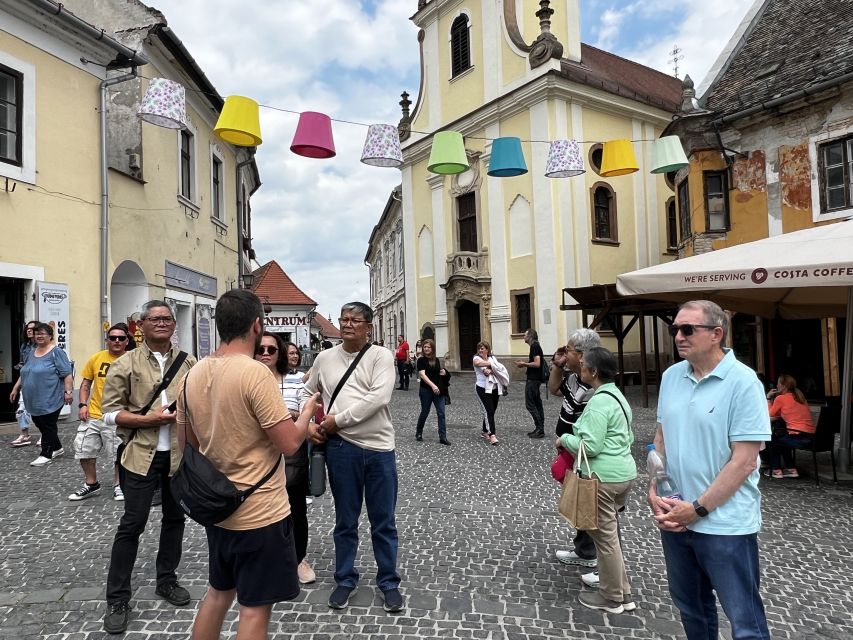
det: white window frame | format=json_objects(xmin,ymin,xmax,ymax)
[
  {"xmin": 809, "ymin": 123, "xmax": 853, "ymax": 223},
  {"xmin": 0, "ymin": 52, "xmax": 35, "ymax": 183},
  {"xmin": 209, "ymin": 143, "xmax": 226, "ymax": 226},
  {"xmin": 177, "ymin": 116, "xmax": 197, "ymax": 207}
]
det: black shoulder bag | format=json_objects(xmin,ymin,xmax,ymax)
[
  {"xmin": 170, "ymin": 375, "xmax": 282, "ymax": 527},
  {"xmin": 309, "ymin": 342, "xmax": 372, "ymax": 497}
]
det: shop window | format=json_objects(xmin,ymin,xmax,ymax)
[{"xmin": 704, "ymin": 170, "xmax": 730, "ymax": 231}]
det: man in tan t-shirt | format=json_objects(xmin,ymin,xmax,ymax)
[{"xmin": 177, "ymin": 289, "xmax": 319, "ymax": 639}]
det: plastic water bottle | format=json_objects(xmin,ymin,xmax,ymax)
[{"xmin": 647, "ymin": 444, "xmax": 684, "ymax": 501}]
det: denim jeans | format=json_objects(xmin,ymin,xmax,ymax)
[
  {"xmin": 524, "ymin": 379, "xmax": 544, "ymax": 431},
  {"xmin": 106, "ymin": 451, "xmax": 186, "ymax": 604},
  {"xmin": 661, "ymin": 530, "xmax": 769, "ymax": 640},
  {"xmin": 416, "ymin": 386, "xmax": 447, "ymax": 440},
  {"xmin": 325, "ymin": 435, "xmax": 401, "ymax": 591},
  {"xmin": 770, "ymin": 433, "xmax": 812, "ymax": 469}
]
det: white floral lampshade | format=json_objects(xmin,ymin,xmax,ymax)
[
  {"xmin": 360, "ymin": 124, "xmax": 404, "ymax": 168},
  {"xmin": 138, "ymin": 78, "xmax": 187, "ymax": 129},
  {"xmin": 545, "ymin": 139, "xmax": 585, "ymax": 178}
]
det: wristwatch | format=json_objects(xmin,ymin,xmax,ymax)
[
  {"xmin": 78, "ymin": 403, "xmax": 87, "ymax": 408},
  {"xmin": 692, "ymin": 500, "xmax": 709, "ymax": 518}
]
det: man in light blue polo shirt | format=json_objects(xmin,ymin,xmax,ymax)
[{"xmin": 651, "ymin": 300, "xmax": 770, "ymax": 640}]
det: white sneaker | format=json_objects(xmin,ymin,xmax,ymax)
[
  {"xmin": 305, "ymin": 496, "xmax": 313, "ymax": 505},
  {"xmin": 37, "ymin": 437, "xmax": 42, "ymax": 446},
  {"xmin": 52, "ymin": 448, "xmax": 65, "ymax": 458},
  {"xmin": 581, "ymin": 571, "xmax": 599, "ymax": 588},
  {"xmin": 556, "ymin": 550, "xmax": 597, "ymax": 568},
  {"xmin": 113, "ymin": 486, "xmax": 125, "ymax": 501},
  {"xmin": 297, "ymin": 560, "xmax": 316, "ymax": 584},
  {"xmin": 30, "ymin": 455, "xmax": 52, "ymax": 466}
]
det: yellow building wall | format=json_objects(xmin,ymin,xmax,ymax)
[
  {"xmin": 0, "ymin": 32, "xmax": 104, "ymax": 367},
  {"xmin": 438, "ymin": 4, "xmax": 485, "ymax": 125}
]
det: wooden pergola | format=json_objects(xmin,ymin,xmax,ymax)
[{"xmin": 560, "ymin": 284, "xmax": 679, "ymax": 408}]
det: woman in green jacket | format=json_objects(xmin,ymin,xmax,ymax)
[{"xmin": 557, "ymin": 347, "xmax": 636, "ymax": 614}]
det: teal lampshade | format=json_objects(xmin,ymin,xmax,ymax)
[
  {"xmin": 487, "ymin": 137, "xmax": 528, "ymax": 177},
  {"xmin": 650, "ymin": 136, "xmax": 689, "ymax": 174},
  {"xmin": 427, "ymin": 131, "xmax": 469, "ymax": 175}
]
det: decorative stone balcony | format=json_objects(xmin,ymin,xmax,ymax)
[{"xmin": 444, "ymin": 250, "xmax": 490, "ymax": 285}]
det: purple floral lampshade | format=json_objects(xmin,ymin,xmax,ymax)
[
  {"xmin": 361, "ymin": 124, "xmax": 404, "ymax": 168},
  {"xmin": 545, "ymin": 139, "xmax": 585, "ymax": 178},
  {"xmin": 138, "ymin": 78, "xmax": 187, "ymax": 129}
]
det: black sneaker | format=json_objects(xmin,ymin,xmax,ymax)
[
  {"xmin": 526, "ymin": 429, "xmax": 539, "ymax": 436},
  {"xmin": 155, "ymin": 581, "xmax": 191, "ymax": 606},
  {"xmin": 439, "ymin": 438, "xmax": 452, "ymax": 446},
  {"xmin": 528, "ymin": 430, "xmax": 545, "ymax": 439},
  {"xmin": 104, "ymin": 601, "xmax": 132, "ymax": 634},
  {"xmin": 328, "ymin": 585, "xmax": 355, "ymax": 609},
  {"xmin": 69, "ymin": 481, "xmax": 101, "ymax": 501},
  {"xmin": 382, "ymin": 587, "xmax": 404, "ymax": 613}
]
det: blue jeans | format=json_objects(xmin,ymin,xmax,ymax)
[
  {"xmin": 770, "ymin": 433, "xmax": 812, "ymax": 469},
  {"xmin": 325, "ymin": 435, "xmax": 401, "ymax": 591},
  {"xmin": 416, "ymin": 386, "xmax": 447, "ymax": 439},
  {"xmin": 661, "ymin": 530, "xmax": 769, "ymax": 640}
]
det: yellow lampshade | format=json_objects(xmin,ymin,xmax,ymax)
[
  {"xmin": 600, "ymin": 139, "xmax": 638, "ymax": 177},
  {"xmin": 214, "ymin": 96, "xmax": 262, "ymax": 147},
  {"xmin": 427, "ymin": 131, "xmax": 469, "ymax": 175}
]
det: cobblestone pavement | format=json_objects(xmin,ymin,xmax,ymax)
[{"xmin": 1, "ymin": 380, "xmax": 852, "ymax": 639}]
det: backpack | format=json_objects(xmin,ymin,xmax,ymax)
[{"xmin": 542, "ymin": 356, "xmax": 551, "ymax": 382}]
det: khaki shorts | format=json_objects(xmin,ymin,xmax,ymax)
[{"xmin": 73, "ymin": 419, "xmax": 119, "ymax": 462}]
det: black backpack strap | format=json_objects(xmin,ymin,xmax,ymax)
[
  {"xmin": 138, "ymin": 350, "xmax": 188, "ymax": 415},
  {"xmin": 598, "ymin": 390, "xmax": 630, "ymax": 427},
  {"xmin": 326, "ymin": 343, "xmax": 371, "ymax": 413}
]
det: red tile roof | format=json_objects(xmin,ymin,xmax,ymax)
[
  {"xmin": 251, "ymin": 260, "xmax": 317, "ymax": 306},
  {"xmin": 312, "ymin": 314, "xmax": 341, "ymax": 339}
]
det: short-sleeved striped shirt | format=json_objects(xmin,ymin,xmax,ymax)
[{"xmin": 556, "ymin": 371, "xmax": 593, "ymax": 436}]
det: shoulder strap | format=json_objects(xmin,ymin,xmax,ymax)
[
  {"xmin": 327, "ymin": 343, "xmax": 371, "ymax": 413},
  {"xmin": 139, "ymin": 351, "xmax": 188, "ymax": 415},
  {"xmin": 598, "ymin": 390, "xmax": 630, "ymax": 427}
]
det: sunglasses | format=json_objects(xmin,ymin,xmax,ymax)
[
  {"xmin": 668, "ymin": 323, "xmax": 719, "ymax": 337},
  {"xmin": 256, "ymin": 345, "xmax": 279, "ymax": 356},
  {"xmin": 107, "ymin": 335, "xmax": 128, "ymax": 342}
]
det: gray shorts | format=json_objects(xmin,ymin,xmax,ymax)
[{"xmin": 73, "ymin": 419, "xmax": 119, "ymax": 462}]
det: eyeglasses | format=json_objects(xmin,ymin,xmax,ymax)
[
  {"xmin": 668, "ymin": 323, "xmax": 720, "ymax": 337},
  {"xmin": 256, "ymin": 345, "xmax": 278, "ymax": 356},
  {"xmin": 338, "ymin": 318, "xmax": 368, "ymax": 326},
  {"xmin": 107, "ymin": 335, "xmax": 128, "ymax": 342},
  {"xmin": 145, "ymin": 316, "xmax": 175, "ymax": 325},
  {"xmin": 33, "ymin": 333, "xmax": 49, "ymax": 338}
]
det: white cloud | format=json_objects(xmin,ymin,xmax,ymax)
[{"xmin": 594, "ymin": 8, "xmax": 627, "ymax": 49}]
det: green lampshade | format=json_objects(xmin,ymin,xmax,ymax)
[
  {"xmin": 427, "ymin": 131, "xmax": 469, "ymax": 175},
  {"xmin": 650, "ymin": 136, "xmax": 689, "ymax": 174}
]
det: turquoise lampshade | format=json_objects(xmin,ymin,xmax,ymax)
[
  {"xmin": 650, "ymin": 136, "xmax": 689, "ymax": 174},
  {"xmin": 427, "ymin": 131, "xmax": 469, "ymax": 175},
  {"xmin": 487, "ymin": 137, "xmax": 528, "ymax": 177}
]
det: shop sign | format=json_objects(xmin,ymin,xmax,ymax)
[{"xmin": 36, "ymin": 281, "xmax": 70, "ymax": 353}]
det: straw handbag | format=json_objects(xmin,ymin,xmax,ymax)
[{"xmin": 558, "ymin": 440, "xmax": 599, "ymax": 530}]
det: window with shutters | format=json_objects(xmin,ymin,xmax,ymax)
[
  {"xmin": 450, "ymin": 15, "xmax": 471, "ymax": 78},
  {"xmin": 456, "ymin": 192, "xmax": 478, "ymax": 252}
]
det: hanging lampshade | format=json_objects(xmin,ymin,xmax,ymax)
[
  {"xmin": 487, "ymin": 137, "xmax": 528, "ymax": 177},
  {"xmin": 650, "ymin": 135, "xmax": 689, "ymax": 174},
  {"xmin": 214, "ymin": 96, "xmax": 262, "ymax": 146},
  {"xmin": 290, "ymin": 111, "xmax": 336, "ymax": 159},
  {"xmin": 137, "ymin": 78, "xmax": 187, "ymax": 129},
  {"xmin": 545, "ymin": 139, "xmax": 585, "ymax": 178},
  {"xmin": 600, "ymin": 139, "xmax": 639, "ymax": 177},
  {"xmin": 427, "ymin": 131, "xmax": 468, "ymax": 175},
  {"xmin": 360, "ymin": 124, "xmax": 403, "ymax": 168}
]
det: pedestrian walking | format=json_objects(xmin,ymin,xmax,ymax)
[
  {"xmin": 8, "ymin": 322, "xmax": 73, "ymax": 465},
  {"xmin": 9, "ymin": 320, "xmax": 37, "ymax": 447},
  {"xmin": 515, "ymin": 328, "xmax": 545, "ymax": 438},
  {"xmin": 68, "ymin": 323, "xmax": 132, "ymax": 502},
  {"xmin": 415, "ymin": 338, "xmax": 451, "ymax": 445},
  {"xmin": 179, "ymin": 290, "xmax": 319, "ymax": 639},
  {"xmin": 100, "ymin": 300, "xmax": 195, "ymax": 634},
  {"xmin": 473, "ymin": 341, "xmax": 508, "ymax": 445},
  {"xmin": 395, "ymin": 334, "xmax": 410, "ymax": 390},
  {"xmin": 255, "ymin": 332, "xmax": 316, "ymax": 584},
  {"xmin": 651, "ymin": 300, "xmax": 771, "ymax": 639},
  {"xmin": 305, "ymin": 302, "xmax": 404, "ymax": 613}
]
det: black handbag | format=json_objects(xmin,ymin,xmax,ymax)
[{"xmin": 171, "ymin": 381, "xmax": 281, "ymax": 527}]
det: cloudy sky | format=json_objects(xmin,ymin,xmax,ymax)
[{"xmin": 157, "ymin": 0, "xmax": 756, "ymax": 320}]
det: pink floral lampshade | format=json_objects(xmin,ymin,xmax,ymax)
[
  {"xmin": 545, "ymin": 139, "xmax": 585, "ymax": 178},
  {"xmin": 361, "ymin": 124, "xmax": 404, "ymax": 168},
  {"xmin": 137, "ymin": 78, "xmax": 187, "ymax": 129}
]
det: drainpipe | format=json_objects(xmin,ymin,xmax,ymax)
[
  {"xmin": 235, "ymin": 148, "xmax": 257, "ymax": 286},
  {"xmin": 100, "ymin": 67, "xmax": 138, "ymax": 327}
]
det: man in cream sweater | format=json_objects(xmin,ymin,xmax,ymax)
[{"xmin": 305, "ymin": 302, "xmax": 403, "ymax": 613}]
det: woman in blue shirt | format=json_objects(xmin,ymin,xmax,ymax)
[{"xmin": 9, "ymin": 323, "xmax": 73, "ymax": 465}]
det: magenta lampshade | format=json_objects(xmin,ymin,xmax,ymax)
[{"xmin": 290, "ymin": 111, "xmax": 336, "ymax": 159}]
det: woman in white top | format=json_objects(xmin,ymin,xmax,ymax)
[
  {"xmin": 256, "ymin": 332, "xmax": 315, "ymax": 585},
  {"xmin": 473, "ymin": 341, "xmax": 503, "ymax": 445}
]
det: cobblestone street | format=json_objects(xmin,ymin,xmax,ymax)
[{"xmin": 1, "ymin": 381, "xmax": 851, "ymax": 639}]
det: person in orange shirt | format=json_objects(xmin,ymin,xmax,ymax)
[{"xmin": 766, "ymin": 375, "xmax": 815, "ymax": 479}]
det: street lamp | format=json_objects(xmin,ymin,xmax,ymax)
[{"xmin": 240, "ymin": 272, "xmax": 255, "ymax": 289}]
